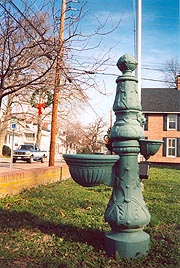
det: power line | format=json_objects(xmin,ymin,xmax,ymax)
[
  {"xmin": 8, "ymin": 1, "xmax": 46, "ymax": 41},
  {"xmin": 0, "ymin": 3, "xmax": 35, "ymax": 39},
  {"xmin": 141, "ymin": 77, "xmax": 174, "ymax": 84},
  {"xmin": 62, "ymin": 65, "xmax": 173, "ymax": 82},
  {"xmin": 82, "ymin": 91, "xmax": 101, "ymax": 118},
  {"xmin": 0, "ymin": 2, "xmax": 52, "ymax": 58}
]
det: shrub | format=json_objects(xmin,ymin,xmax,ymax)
[{"xmin": 2, "ymin": 145, "xmax": 11, "ymax": 156}]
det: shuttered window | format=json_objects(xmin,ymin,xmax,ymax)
[
  {"xmin": 163, "ymin": 138, "xmax": 180, "ymax": 157},
  {"xmin": 163, "ymin": 114, "xmax": 180, "ymax": 131},
  {"xmin": 167, "ymin": 114, "xmax": 177, "ymax": 130},
  {"xmin": 167, "ymin": 138, "xmax": 176, "ymax": 157}
]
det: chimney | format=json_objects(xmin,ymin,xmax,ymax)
[{"xmin": 176, "ymin": 75, "xmax": 180, "ymax": 90}]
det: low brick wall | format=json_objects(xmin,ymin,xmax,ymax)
[{"xmin": 0, "ymin": 165, "xmax": 70, "ymax": 198}]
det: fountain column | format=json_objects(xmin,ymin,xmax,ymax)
[
  {"xmin": 64, "ymin": 53, "xmax": 163, "ymax": 260},
  {"xmin": 104, "ymin": 54, "xmax": 151, "ymax": 258}
]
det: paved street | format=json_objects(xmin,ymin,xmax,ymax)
[{"xmin": 0, "ymin": 158, "xmax": 65, "ymax": 173}]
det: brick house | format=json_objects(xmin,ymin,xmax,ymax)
[{"xmin": 141, "ymin": 77, "xmax": 180, "ymax": 164}]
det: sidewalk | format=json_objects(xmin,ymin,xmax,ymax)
[
  {"xmin": 0, "ymin": 157, "xmax": 10, "ymax": 162},
  {"xmin": 0, "ymin": 158, "xmax": 11, "ymax": 172},
  {"xmin": 0, "ymin": 158, "xmax": 65, "ymax": 173}
]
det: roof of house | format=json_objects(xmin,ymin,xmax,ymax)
[{"xmin": 141, "ymin": 88, "xmax": 180, "ymax": 113}]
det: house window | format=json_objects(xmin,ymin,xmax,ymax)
[
  {"xmin": 167, "ymin": 138, "xmax": 176, "ymax": 157},
  {"xmin": 25, "ymin": 133, "xmax": 35, "ymax": 143},
  {"xmin": 167, "ymin": 114, "xmax": 177, "ymax": 130}
]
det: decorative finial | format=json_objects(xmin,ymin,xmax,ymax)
[{"xmin": 117, "ymin": 54, "xmax": 137, "ymax": 75}]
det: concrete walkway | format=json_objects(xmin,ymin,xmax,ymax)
[{"xmin": 0, "ymin": 158, "xmax": 65, "ymax": 173}]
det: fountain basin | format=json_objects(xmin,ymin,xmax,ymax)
[
  {"xmin": 63, "ymin": 154, "xmax": 119, "ymax": 187},
  {"xmin": 139, "ymin": 139, "xmax": 163, "ymax": 160}
]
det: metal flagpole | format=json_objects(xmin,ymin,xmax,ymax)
[{"xmin": 136, "ymin": 0, "xmax": 142, "ymax": 100}]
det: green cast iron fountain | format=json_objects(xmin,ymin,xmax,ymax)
[{"xmin": 63, "ymin": 54, "xmax": 163, "ymax": 259}]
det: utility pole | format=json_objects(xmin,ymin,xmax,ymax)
[{"xmin": 49, "ymin": 0, "xmax": 66, "ymax": 166}]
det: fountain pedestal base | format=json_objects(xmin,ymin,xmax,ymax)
[{"xmin": 105, "ymin": 229, "xmax": 150, "ymax": 259}]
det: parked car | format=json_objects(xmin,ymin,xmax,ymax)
[{"xmin": 13, "ymin": 144, "xmax": 47, "ymax": 163}]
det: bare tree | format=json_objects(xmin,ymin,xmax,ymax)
[
  {"xmin": 82, "ymin": 117, "xmax": 107, "ymax": 154},
  {"xmin": 165, "ymin": 58, "xmax": 180, "ymax": 88},
  {"xmin": 62, "ymin": 117, "xmax": 107, "ymax": 154},
  {"xmin": 64, "ymin": 121, "xmax": 83, "ymax": 153},
  {"xmin": 0, "ymin": 2, "xmax": 86, "ymax": 154},
  {"xmin": 48, "ymin": 0, "xmax": 121, "ymax": 164},
  {"xmin": 0, "ymin": 0, "xmax": 121, "ymax": 156},
  {"xmin": 0, "ymin": 5, "xmax": 56, "ymax": 154},
  {"xmin": 0, "ymin": 13, "xmax": 54, "ymax": 107}
]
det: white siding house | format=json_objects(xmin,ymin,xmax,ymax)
[{"xmin": 4, "ymin": 120, "xmax": 76, "ymax": 160}]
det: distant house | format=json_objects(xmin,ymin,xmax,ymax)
[
  {"xmin": 5, "ymin": 120, "xmax": 50, "ymax": 152},
  {"xmin": 141, "ymin": 77, "xmax": 180, "ymax": 165},
  {"xmin": 4, "ymin": 120, "xmax": 76, "ymax": 160}
]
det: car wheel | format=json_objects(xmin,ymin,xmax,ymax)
[
  {"xmin": 13, "ymin": 158, "xmax": 16, "ymax": 163},
  {"xmin": 41, "ymin": 156, "xmax": 45, "ymax": 163},
  {"xmin": 28, "ymin": 156, "xmax": 33, "ymax": 164}
]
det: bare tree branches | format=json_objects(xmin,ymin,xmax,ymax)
[
  {"xmin": 0, "ymin": 0, "xmax": 122, "ymax": 156},
  {"xmin": 165, "ymin": 58, "xmax": 180, "ymax": 88},
  {"xmin": 0, "ymin": 9, "xmax": 55, "ymax": 106}
]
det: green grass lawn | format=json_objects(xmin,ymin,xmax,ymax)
[{"xmin": 0, "ymin": 167, "xmax": 180, "ymax": 268}]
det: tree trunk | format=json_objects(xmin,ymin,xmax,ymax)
[
  {"xmin": 0, "ymin": 126, "xmax": 7, "ymax": 155},
  {"xmin": 36, "ymin": 114, "xmax": 42, "ymax": 147},
  {"xmin": 0, "ymin": 96, "xmax": 12, "ymax": 155}
]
